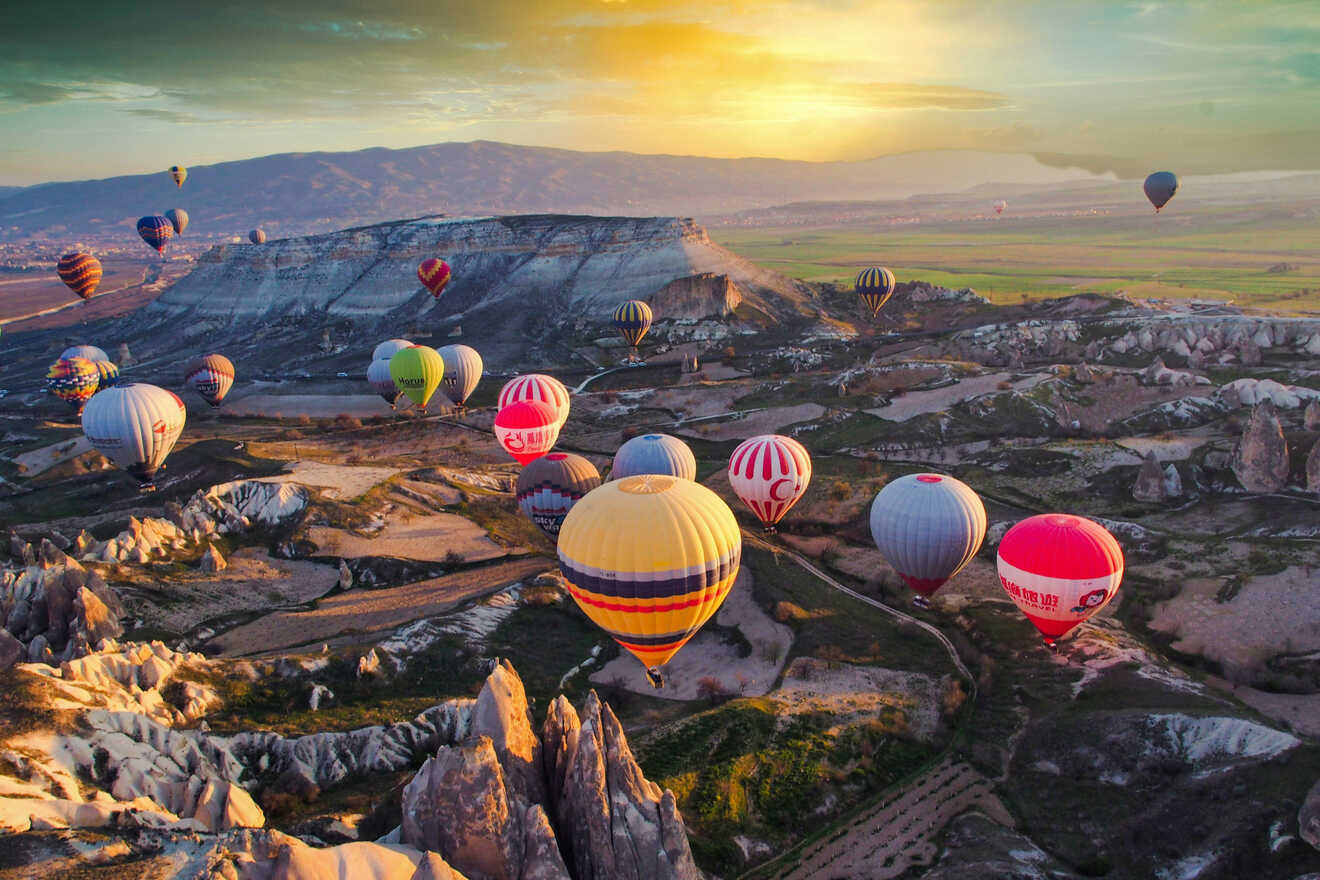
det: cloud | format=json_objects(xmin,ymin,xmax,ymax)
[{"xmin": 120, "ymin": 107, "xmax": 202, "ymax": 124}]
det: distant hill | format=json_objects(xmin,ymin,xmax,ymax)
[{"xmin": 0, "ymin": 140, "xmax": 1108, "ymax": 244}]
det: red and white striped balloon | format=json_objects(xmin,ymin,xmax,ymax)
[
  {"xmin": 996, "ymin": 514, "xmax": 1124, "ymax": 645},
  {"xmin": 498, "ymin": 374, "xmax": 570, "ymax": 429},
  {"xmin": 727, "ymin": 434, "xmax": 812, "ymax": 528}
]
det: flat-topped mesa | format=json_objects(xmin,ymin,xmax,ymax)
[{"xmin": 151, "ymin": 214, "xmax": 808, "ymax": 327}]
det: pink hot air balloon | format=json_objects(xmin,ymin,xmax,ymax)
[
  {"xmin": 996, "ymin": 514, "xmax": 1124, "ymax": 646},
  {"xmin": 727, "ymin": 434, "xmax": 812, "ymax": 530},
  {"xmin": 494, "ymin": 400, "xmax": 561, "ymax": 466},
  {"xmin": 498, "ymin": 374, "xmax": 570, "ymax": 429}
]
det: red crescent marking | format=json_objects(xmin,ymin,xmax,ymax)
[{"xmin": 768, "ymin": 478, "xmax": 793, "ymax": 502}]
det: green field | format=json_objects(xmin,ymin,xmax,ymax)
[{"xmin": 712, "ymin": 211, "xmax": 1320, "ymax": 312}]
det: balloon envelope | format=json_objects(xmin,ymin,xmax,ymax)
[
  {"xmin": 728, "ymin": 434, "xmax": 812, "ymax": 527},
  {"xmin": 498, "ymin": 374, "xmax": 570, "ymax": 429},
  {"xmin": 856, "ymin": 267, "xmax": 896, "ymax": 317},
  {"xmin": 93, "ymin": 360, "xmax": 120, "ymax": 391},
  {"xmin": 372, "ymin": 339, "xmax": 413, "ymax": 362},
  {"xmin": 418, "ymin": 258, "xmax": 452, "ymax": 298},
  {"xmin": 612, "ymin": 433, "xmax": 696, "ymax": 481},
  {"xmin": 437, "ymin": 344, "xmax": 483, "ymax": 407},
  {"xmin": 494, "ymin": 400, "xmax": 560, "ymax": 466},
  {"xmin": 47, "ymin": 357, "xmax": 100, "ymax": 414},
  {"xmin": 61, "ymin": 345, "xmax": 108, "ymax": 362},
  {"xmin": 367, "ymin": 358, "xmax": 401, "ymax": 407},
  {"xmin": 557, "ymin": 475, "xmax": 742, "ymax": 672},
  {"xmin": 81, "ymin": 383, "xmax": 186, "ymax": 487},
  {"xmin": 164, "ymin": 208, "xmax": 189, "ymax": 236},
  {"xmin": 996, "ymin": 514, "xmax": 1124, "ymax": 643},
  {"xmin": 516, "ymin": 452, "xmax": 602, "ymax": 539},
  {"xmin": 612, "ymin": 300, "xmax": 653, "ymax": 347},
  {"xmin": 136, "ymin": 216, "xmax": 173, "ymax": 254},
  {"xmin": 169, "ymin": 166, "xmax": 187, "ymax": 187},
  {"xmin": 184, "ymin": 354, "xmax": 235, "ymax": 407},
  {"xmin": 57, "ymin": 253, "xmax": 102, "ymax": 301},
  {"xmin": 389, "ymin": 346, "xmax": 444, "ymax": 410},
  {"xmin": 1143, "ymin": 171, "xmax": 1179, "ymax": 212},
  {"xmin": 993, "ymin": 200, "xmax": 1007, "ymax": 215},
  {"xmin": 248, "ymin": 228, "xmax": 266, "ymax": 244},
  {"xmin": 870, "ymin": 474, "xmax": 986, "ymax": 601}
]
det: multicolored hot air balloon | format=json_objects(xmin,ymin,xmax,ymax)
[
  {"xmin": 47, "ymin": 357, "xmax": 101, "ymax": 415},
  {"xmin": 93, "ymin": 360, "xmax": 121, "ymax": 391},
  {"xmin": 856, "ymin": 267, "xmax": 896, "ymax": 318},
  {"xmin": 1143, "ymin": 172, "xmax": 1179, "ymax": 212},
  {"xmin": 82, "ymin": 383, "xmax": 186, "ymax": 489},
  {"xmin": 558, "ymin": 475, "xmax": 742, "ymax": 686},
  {"xmin": 184, "ymin": 354, "xmax": 235, "ymax": 407},
  {"xmin": 389, "ymin": 345, "xmax": 444, "ymax": 412},
  {"xmin": 728, "ymin": 434, "xmax": 812, "ymax": 530},
  {"xmin": 372, "ymin": 339, "xmax": 413, "ymax": 362},
  {"xmin": 437, "ymin": 344, "xmax": 483, "ymax": 407},
  {"xmin": 57, "ymin": 253, "xmax": 103, "ymax": 301},
  {"xmin": 248, "ymin": 228, "xmax": 266, "ymax": 245},
  {"xmin": 996, "ymin": 514, "xmax": 1124, "ymax": 645},
  {"xmin": 869, "ymin": 474, "xmax": 987, "ymax": 608},
  {"xmin": 612, "ymin": 433, "xmax": 696, "ymax": 481},
  {"xmin": 494, "ymin": 400, "xmax": 560, "ymax": 466},
  {"xmin": 164, "ymin": 208, "xmax": 189, "ymax": 237},
  {"xmin": 168, "ymin": 166, "xmax": 187, "ymax": 187},
  {"xmin": 367, "ymin": 358, "xmax": 401, "ymax": 408},
  {"xmin": 993, "ymin": 199, "xmax": 1007, "ymax": 216},
  {"xmin": 418, "ymin": 258, "xmax": 451, "ymax": 299},
  {"xmin": 515, "ymin": 452, "xmax": 602, "ymax": 540},
  {"xmin": 612, "ymin": 300, "xmax": 653, "ymax": 363},
  {"xmin": 498, "ymin": 374, "xmax": 570, "ymax": 430},
  {"xmin": 137, "ymin": 216, "xmax": 173, "ymax": 254},
  {"xmin": 61, "ymin": 345, "xmax": 108, "ymax": 362}
]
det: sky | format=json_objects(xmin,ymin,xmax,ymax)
[{"xmin": 1, "ymin": 0, "xmax": 1317, "ymax": 185}]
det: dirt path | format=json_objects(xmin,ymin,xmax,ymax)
[{"xmin": 210, "ymin": 557, "xmax": 550, "ymax": 656}]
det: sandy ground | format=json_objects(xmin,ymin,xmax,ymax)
[
  {"xmin": 1206, "ymin": 677, "xmax": 1320, "ymax": 738},
  {"xmin": 307, "ymin": 513, "xmax": 513, "ymax": 564},
  {"xmin": 256, "ymin": 461, "xmax": 399, "ymax": 500},
  {"xmin": 589, "ymin": 570, "xmax": 794, "ymax": 700},
  {"xmin": 780, "ymin": 759, "xmax": 1010, "ymax": 880},
  {"xmin": 210, "ymin": 557, "xmax": 549, "ymax": 655},
  {"xmin": 1147, "ymin": 567, "xmax": 1320, "ymax": 668},
  {"xmin": 10, "ymin": 436, "xmax": 91, "ymax": 476},
  {"xmin": 1115, "ymin": 435, "xmax": 1210, "ymax": 461},
  {"xmin": 118, "ymin": 547, "xmax": 341, "ymax": 638},
  {"xmin": 225, "ymin": 393, "xmax": 401, "ymax": 419},
  {"xmin": 646, "ymin": 384, "xmax": 746, "ymax": 421},
  {"xmin": 676, "ymin": 403, "xmax": 826, "ymax": 442},
  {"xmin": 865, "ymin": 373, "xmax": 1043, "ymax": 422}
]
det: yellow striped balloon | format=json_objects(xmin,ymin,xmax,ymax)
[
  {"xmin": 557, "ymin": 475, "xmax": 741, "ymax": 681},
  {"xmin": 611, "ymin": 299, "xmax": 653, "ymax": 347},
  {"xmin": 855, "ymin": 266, "xmax": 896, "ymax": 317}
]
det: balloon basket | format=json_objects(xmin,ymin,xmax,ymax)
[
  {"xmin": 912, "ymin": 595, "xmax": 931, "ymax": 610},
  {"xmin": 644, "ymin": 667, "xmax": 666, "ymax": 689}
]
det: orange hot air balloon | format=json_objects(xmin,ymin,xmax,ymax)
[{"xmin": 418, "ymin": 258, "xmax": 451, "ymax": 299}]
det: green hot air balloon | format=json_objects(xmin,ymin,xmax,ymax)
[{"xmin": 389, "ymin": 345, "xmax": 444, "ymax": 412}]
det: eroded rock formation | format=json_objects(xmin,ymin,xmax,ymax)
[{"xmin": 1232, "ymin": 400, "xmax": 1290, "ymax": 493}]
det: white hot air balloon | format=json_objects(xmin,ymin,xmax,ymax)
[
  {"xmin": 437, "ymin": 344, "xmax": 483, "ymax": 407},
  {"xmin": 727, "ymin": 434, "xmax": 812, "ymax": 530},
  {"xmin": 498, "ymin": 374, "xmax": 570, "ymax": 429},
  {"xmin": 81, "ymin": 383, "xmax": 186, "ymax": 489},
  {"xmin": 367, "ymin": 358, "xmax": 401, "ymax": 408},
  {"xmin": 372, "ymin": 338, "xmax": 413, "ymax": 362},
  {"xmin": 869, "ymin": 473, "xmax": 987, "ymax": 608}
]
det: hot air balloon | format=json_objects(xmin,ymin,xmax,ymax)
[
  {"xmin": 996, "ymin": 514, "xmax": 1124, "ymax": 646},
  {"xmin": 1143, "ymin": 172, "xmax": 1179, "ymax": 212},
  {"xmin": 164, "ymin": 208, "xmax": 189, "ymax": 237},
  {"xmin": 612, "ymin": 300, "xmax": 653, "ymax": 364},
  {"xmin": 515, "ymin": 452, "xmax": 602, "ymax": 539},
  {"xmin": 367, "ymin": 358, "xmax": 401, "ymax": 408},
  {"xmin": 856, "ymin": 267, "xmax": 896, "ymax": 318},
  {"xmin": 869, "ymin": 474, "xmax": 986, "ymax": 608},
  {"xmin": 61, "ymin": 345, "xmax": 108, "ymax": 362},
  {"xmin": 727, "ymin": 434, "xmax": 812, "ymax": 531},
  {"xmin": 248, "ymin": 228, "xmax": 266, "ymax": 245},
  {"xmin": 137, "ymin": 216, "xmax": 173, "ymax": 254},
  {"xmin": 81, "ymin": 383, "xmax": 186, "ymax": 489},
  {"xmin": 168, "ymin": 165, "xmax": 187, "ymax": 187},
  {"xmin": 612, "ymin": 433, "xmax": 696, "ymax": 481},
  {"xmin": 498, "ymin": 374, "xmax": 570, "ymax": 430},
  {"xmin": 437, "ymin": 344, "xmax": 483, "ymax": 407},
  {"xmin": 417, "ymin": 258, "xmax": 451, "ymax": 299},
  {"xmin": 372, "ymin": 339, "xmax": 413, "ymax": 362},
  {"xmin": 389, "ymin": 345, "xmax": 444, "ymax": 412},
  {"xmin": 57, "ymin": 253, "xmax": 102, "ymax": 301},
  {"xmin": 494, "ymin": 400, "xmax": 560, "ymax": 466},
  {"xmin": 557, "ymin": 474, "xmax": 742, "ymax": 686},
  {"xmin": 184, "ymin": 354, "xmax": 235, "ymax": 407},
  {"xmin": 93, "ymin": 360, "xmax": 121, "ymax": 391},
  {"xmin": 47, "ymin": 357, "xmax": 100, "ymax": 415},
  {"xmin": 993, "ymin": 199, "xmax": 1007, "ymax": 216}
]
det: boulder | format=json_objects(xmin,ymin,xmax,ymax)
[
  {"xmin": 1132, "ymin": 452, "xmax": 1169, "ymax": 503},
  {"xmin": 649, "ymin": 273, "xmax": 741, "ymax": 320},
  {"xmin": 73, "ymin": 587, "xmax": 123, "ymax": 647},
  {"xmin": 410, "ymin": 852, "xmax": 470, "ymax": 880},
  {"xmin": 1163, "ymin": 464, "xmax": 1182, "ymax": 498},
  {"xmin": 1306, "ymin": 400, "xmax": 1320, "ymax": 432},
  {"xmin": 200, "ymin": 544, "xmax": 228, "ymax": 573},
  {"xmin": 1308, "ymin": 440, "xmax": 1320, "ymax": 495},
  {"xmin": 1232, "ymin": 400, "xmax": 1290, "ymax": 493},
  {"xmin": 0, "ymin": 630, "xmax": 24, "ymax": 671},
  {"xmin": 1302, "ymin": 777, "xmax": 1320, "ymax": 851},
  {"xmin": 338, "ymin": 559, "xmax": 353, "ymax": 589},
  {"xmin": 193, "ymin": 779, "xmax": 266, "ymax": 831},
  {"xmin": 1238, "ymin": 338, "xmax": 1261, "ymax": 366},
  {"xmin": 1073, "ymin": 362, "xmax": 1095, "ymax": 384},
  {"xmin": 470, "ymin": 659, "xmax": 545, "ymax": 807}
]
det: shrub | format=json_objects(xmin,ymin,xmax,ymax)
[
  {"xmin": 335, "ymin": 414, "xmax": 363, "ymax": 429},
  {"xmin": 996, "ymin": 380, "xmax": 1013, "ymax": 391},
  {"xmin": 696, "ymin": 676, "xmax": 731, "ymax": 704},
  {"xmin": 773, "ymin": 601, "xmax": 810, "ymax": 623},
  {"xmin": 296, "ymin": 414, "xmax": 313, "ymax": 426}
]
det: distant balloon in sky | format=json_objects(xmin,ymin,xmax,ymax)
[
  {"xmin": 165, "ymin": 208, "xmax": 189, "ymax": 236},
  {"xmin": 498, "ymin": 374, "xmax": 570, "ymax": 430},
  {"xmin": 612, "ymin": 433, "xmax": 696, "ymax": 481},
  {"xmin": 515, "ymin": 452, "xmax": 602, "ymax": 540},
  {"xmin": 248, "ymin": 228, "xmax": 267, "ymax": 245},
  {"xmin": 855, "ymin": 267, "xmax": 895, "ymax": 318},
  {"xmin": 1143, "ymin": 171, "xmax": 1179, "ymax": 212},
  {"xmin": 137, "ymin": 216, "xmax": 173, "ymax": 254},
  {"xmin": 169, "ymin": 165, "xmax": 187, "ymax": 187},
  {"xmin": 728, "ymin": 434, "xmax": 812, "ymax": 530},
  {"xmin": 869, "ymin": 474, "xmax": 986, "ymax": 608},
  {"xmin": 184, "ymin": 354, "xmax": 235, "ymax": 407},
  {"xmin": 996, "ymin": 513, "xmax": 1124, "ymax": 645},
  {"xmin": 57, "ymin": 253, "xmax": 102, "ymax": 301},
  {"xmin": 494, "ymin": 400, "xmax": 560, "ymax": 466},
  {"xmin": 82, "ymin": 383, "xmax": 186, "ymax": 489},
  {"xmin": 418, "ymin": 258, "xmax": 452, "ymax": 299},
  {"xmin": 993, "ymin": 199, "xmax": 1007, "ymax": 215}
]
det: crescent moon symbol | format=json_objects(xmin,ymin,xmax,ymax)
[{"xmin": 769, "ymin": 478, "xmax": 794, "ymax": 501}]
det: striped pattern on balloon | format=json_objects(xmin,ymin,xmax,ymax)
[
  {"xmin": 184, "ymin": 354, "xmax": 235, "ymax": 407},
  {"xmin": 417, "ymin": 258, "xmax": 451, "ymax": 298},
  {"xmin": 855, "ymin": 266, "xmax": 896, "ymax": 317},
  {"xmin": 727, "ymin": 434, "xmax": 812, "ymax": 529},
  {"xmin": 498, "ymin": 374, "xmax": 570, "ymax": 429},
  {"xmin": 47, "ymin": 357, "xmax": 101, "ymax": 414},
  {"xmin": 515, "ymin": 452, "xmax": 601, "ymax": 539},
  {"xmin": 136, "ymin": 216, "xmax": 173, "ymax": 254},
  {"xmin": 57, "ymin": 253, "xmax": 103, "ymax": 301}
]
